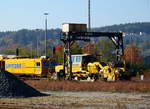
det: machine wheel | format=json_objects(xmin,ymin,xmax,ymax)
[
  {"xmin": 57, "ymin": 70, "xmax": 65, "ymax": 80},
  {"xmin": 93, "ymin": 74, "xmax": 99, "ymax": 81},
  {"xmin": 90, "ymin": 74, "xmax": 99, "ymax": 81}
]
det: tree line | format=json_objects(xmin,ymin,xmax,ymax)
[{"xmin": 0, "ymin": 22, "xmax": 149, "ymax": 70}]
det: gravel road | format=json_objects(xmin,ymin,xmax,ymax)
[
  {"xmin": 44, "ymin": 91, "xmax": 150, "ymax": 109},
  {"xmin": 0, "ymin": 91, "xmax": 150, "ymax": 109}
]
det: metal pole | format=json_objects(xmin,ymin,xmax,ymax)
[
  {"xmin": 31, "ymin": 42, "xmax": 33, "ymax": 58},
  {"xmin": 130, "ymin": 36, "xmax": 133, "ymax": 67},
  {"xmin": 68, "ymin": 41, "xmax": 72, "ymax": 80},
  {"xmin": 88, "ymin": 0, "xmax": 91, "ymax": 31},
  {"xmin": 44, "ymin": 13, "xmax": 48, "ymax": 57},
  {"xmin": 36, "ymin": 35, "xmax": 38, "ymax": 57}
]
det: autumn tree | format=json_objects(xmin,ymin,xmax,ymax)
[
  {"xmin": 54, "ymin": 45, "xmax": 64, "ymax": 64},
  {"xmin": 55, "ymin": 45, "xmax": 63, "ymax": 53},
  {"xmin": 82, "ymin": 42, "xmax": 96, "ymax": 55},
  {"xmin": 124, "ymin": 44, "xmax": 145, "ymax": 75}
]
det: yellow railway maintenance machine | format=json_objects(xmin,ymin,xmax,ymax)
[
  {"xmin": 55, "ymin": 23, "xmax": 124, "ymax": 81},
  {"xmin": 0, "ymin": 56, "xmax": 52, "ymax": 77},
  {"xmin": 56, "ymin": 54, "xmax": 109, "ymax": 81}
]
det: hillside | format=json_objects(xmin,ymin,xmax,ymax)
[
  {"xmin": 0, "ymin": 22, "xmax": 149, "ymax": 57},
  {"xmin": 93, "ymin": 22, "xmax": 150, "ymax": 34},
  {"xmin": 0, "ymin": 29, "xmax": 61, "ymax": 56}
]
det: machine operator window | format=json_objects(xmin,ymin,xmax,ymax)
[
  {"xmin": 71, "ymin": 56, "xmax": 75, "ymax": 63},
  {"xmin": 36, "ymin": 62, "xmax": 40, "ymax": 66},
  {"xmin": 76, "ymin": 56, "xmax": 81, "ymax": 63}
]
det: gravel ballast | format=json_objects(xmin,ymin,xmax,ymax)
[{"xmin": 0, "ymin": 70, "xmax": 45, "ymax": 98}]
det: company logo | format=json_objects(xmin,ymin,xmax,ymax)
[{"xmin": 6, "ymin": 64, "xmax": 22, "ymax": 68}]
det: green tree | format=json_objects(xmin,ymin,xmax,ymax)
[
  {"xmin": 19, "ymin": 47, "xmax": 31, "ymax": 57},
  {"xmin": 71, "ymin": 42, "xmax": 82, "ymax": 54},
  {"xmin": 95, "ymin": 39, "xmax": 115, "ymax": 63},
  {"xmin": 1, "ymin": 48, "xmax": 16, "ymax": 55}
]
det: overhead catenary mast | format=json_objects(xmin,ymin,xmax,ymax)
[
  {"xmin": 88, "ymin": 0, "xmax": 91, "ymax": 31},
  {"xmin": 44, "ymin": 13, "xmax": 49, "ymax": 57}
]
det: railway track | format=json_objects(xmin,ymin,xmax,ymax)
[
  {"xmin": 19, "ymin": 77, "xmax": 49, "ymax": 81},
  {"xmin": 15, "ymin": 75, "xmax": 49, "ymax": 81}
]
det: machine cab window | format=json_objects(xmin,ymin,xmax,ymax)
[
  {"xmin": 72, "ymin": 56, "xmax": 81, "ymax": 63},
  {"xmin": 36, "ymin": 62, "xmax": 40, "ymax": 67},
  {"xmin": 82, "ymin": 55, "xmax": 97, "ymax": 64},
  {"xmin": 76, "ymin": 56, "xmax": 81, "ymax": 63}
]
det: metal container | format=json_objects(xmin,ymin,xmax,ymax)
[{"xmin": 62, "ymin": 23, "xmax": 87, "ymax": 32}]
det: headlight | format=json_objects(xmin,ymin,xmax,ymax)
[{"xmin": 115, "ymin": 70, "xmax": 119, "ymax": 73}]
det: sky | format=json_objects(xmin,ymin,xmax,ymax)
[{"xmin": 0, "ymin": 0, "xmax": 150, "ymax": 31}]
